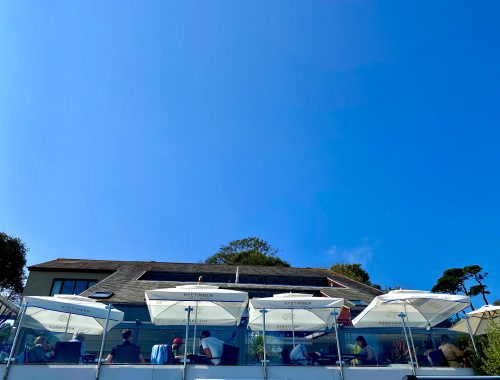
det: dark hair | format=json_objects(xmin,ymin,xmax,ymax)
[
  {"xmin": 440, "ymin": 335, "xmax": 450, "ymax": 344},
  {"xmin": 356, "ymin": 336, "xmax": 367, "ymax": 348},
  {"xmin": 201, "ymin": 330, "xmax": 211, "ymax": 338},
  {"xmin": 122, "ymin": 329, "xmax": 133, "ymax": 340}
]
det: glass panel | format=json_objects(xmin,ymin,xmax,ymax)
[
  {"xmin": 74, "ymin": 280, "xmax": 88, "ymax": 295},
  {"xmin": 61, "ymin": 280, "xmax": 76, "ymax": 294},
  {"xmin": 87, "ymin": 281, "xmax": 97, "ymax": 288},
  {"xmin": 50, "ymin": 280, "xmax": 63, "ymax": 296}
]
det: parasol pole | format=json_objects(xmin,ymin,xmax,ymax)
[
  {"xmin": 464, "ymin": 314, "xmax": 478, "ymax": 353},
  {"xmin": 332, "ymin": 309, "xmax": 344, "ymax": 380},
  {"xmin": 64, "ymin": 313, "xmax": 72, "ymax": 335},
  {"xmin": 183, "ymin": 306, "xmax": 192, "ymax": 380},
  {"xmin": 192, "ymin": 301, "xmax": 198, "ymax": 354},
  {"xmin": 398, "ymin": 312, "xmax": 416, "ymax": 376}
]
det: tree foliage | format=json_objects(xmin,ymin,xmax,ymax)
[
  {"xmin": 330, "ymin": 263, "xmax": 381, "ymax": 290},
  {"xmin": 205, "ymin": 237, "xmax": 289, "ymax": 267},
  {"xmin": 431, "ymin": 265, "xmax": 490, "ymax": 309},
  {"xmin": 480, "ymin": 320, "xmax": 500, "ymax": 375},
  {"xmin": 494, "ymin": 299, "xmax": 500, "ymax": 307},
  {"xmin": 0, "ymin": 232, "xmax": 28, "ymax": 301}
]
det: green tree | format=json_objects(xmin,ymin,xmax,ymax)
[
  {"xmin": 330, "ymin": 263, "xmax": 381, "ymax": 290},
  {"xmin": 0, "ymin": 232, "xmax": 28, "ymax": 301},
  {"xmin": 205, "ymin": 237, "xmax": 289, "ymax": 267},
  {"xmin": 493, "ymin": 300, "xmax": 500, "ymax": 306},
  {"xmin": 431, "ymin": 265, "xmax": 490, "ymax": 309},
  {"xmin": 480, "ymin": 320, "xmax": 500, "ymax": 375}
]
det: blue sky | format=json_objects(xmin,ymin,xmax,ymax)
[{"xmin": 1, "ymin": 1, "xmax": 499, "ymax": 307}]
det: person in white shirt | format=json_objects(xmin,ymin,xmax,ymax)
[
  {"xmin": 289, "ymin": 344, "xmax": 310, "ymax": 365},
  {"xmin": 200, "ymin": 330, "xmax": 224, "ymax": 365}
]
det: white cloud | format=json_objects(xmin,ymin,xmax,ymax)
[{"xmin": 326, "ymin": 238, "xmax": 376, "ymax": 265}]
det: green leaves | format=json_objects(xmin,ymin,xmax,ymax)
[
  {"xmin": 480, "ymin": 320, "xmax": 500, "ymax": 375},
  {"xmin": 431, "ymin": 265, "xmax": 490, "ymax": 308},
  {"xmin": 0, "ymin": 232, "xmax": 28, "ymax": 301},
  {"xmin": 329, "ymin": 263, "xmax": 381, "ymax": 290},
  {"xmin": 204, "ymin": 237, "xmax": 290, "ymax": 267}
]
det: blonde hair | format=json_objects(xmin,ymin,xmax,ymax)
[{"xmin": 34, "ymin": 336, "xmax": 46, "ymax": 345}]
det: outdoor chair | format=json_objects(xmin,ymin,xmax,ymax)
[
  {"xmin": 219, "ymin": 344, "xmax": 239, "ymax": 365},
  {"xmin": 150, "ymin": 344, "xmax": 172, "ymax": 365},
  {"xmin": 281, "ymin": 348, "xmax": 292, "ymax": 365},
  {"xmin": 53, "ymin": 341, "xmax": 82, "ymax": 364},
  {"xmin": 113, "ymin": 344, "xmax": 141, "ymax": 364},
  {"xmin": 428, "ymin": 349, "xmax": 449, "ymax": 367}
]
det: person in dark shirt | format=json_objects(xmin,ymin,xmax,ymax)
[
  {"xmin": 105, "ymin": 329, "xmax": 145, "ymax": 364},
  {"xmin": 27, "ymin": 336, "xmax": 53, "ymax": 363},
  {"xmin": 355, "ymin": 336, "xmax": 376, "ymax": 365}
]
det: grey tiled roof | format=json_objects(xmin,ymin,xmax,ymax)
[{"xmin": 30, "ymin": 258, "xmax": 383, "ymax": 308}]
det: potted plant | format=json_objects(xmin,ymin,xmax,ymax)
[
  {"xmin": 249, "ymin": 335, "xmax": 264, "ymax": 363},
  {"xmin": 391, "ymin": 339, "xmax": 409, "ymax": 364}
]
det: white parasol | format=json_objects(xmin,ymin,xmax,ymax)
[
  {"xmin": 21, "ymin": 295, "xmax": 123, "ymax": 335},
  {"xmin": 249, "ymin": 293, "xmax": 345, "ymax": 380},
  {"xmin": 146, "ymin": 285, "xmax": 248, "ymax": 380},
  {"xmin": 451, "ymin": 304, "xmax": 500, "ymax": 335},
  {"xmin": 352, "ymin": 289, "xmax": 471, "ymax": 375}
]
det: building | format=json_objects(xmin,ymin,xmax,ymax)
[
  {"xmin": 25, "ymin": 258, "xmax": 383, "ymax": 320},
  {"xmin": 21, "ymin": 258, "xmax": 385, "ymax": 363}
]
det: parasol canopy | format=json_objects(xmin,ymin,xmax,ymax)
[{"xmin": 21, "ymin": 295, "xmax": 124, "ymax": 335}]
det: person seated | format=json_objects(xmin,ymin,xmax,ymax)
[
  {"xmin": 172, "ymin": 337, "xmax": 184, "ymax": 362},
  {"xmin": 105, "ymin": 329, "xmax": 145, "ymax": 364},
  {"xmin": 69, "ymin": 332, "xmax": 86, "ymax": 364},
  {"xmin": 461, "ymin": 339, "xmax": 474, "ymax": 368},
  {"xmin": 438, "ymin": 335, "xmax": 463, "ymax": 367},
  {"xmin": 200, "ymin": 330, "xmax": 224, "ymax": 365},
  {"xmin": 289, "ymin": 344, "xmax": 310, "ymax": 365},
  {"xmin": 355, "ymin": 336, "xmax": 376, "ymax": 365},
  {"xmin": 27, "ymin": 336, "xmax": 53, "ymax": 363},
  {"xmin": 351, "ymin": 341, "xmax": 362, "ymax": 365},
  {"xmin": 421, "ymin": 339, "xmax": 435, "ymax": 366}
]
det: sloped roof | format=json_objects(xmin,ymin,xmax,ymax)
[{"xmin": 29, "ymin": 258, "xmax": 383, "ymax": 307}]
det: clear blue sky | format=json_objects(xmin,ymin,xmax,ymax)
[{"xmin": 1, "ymin": 1, "xmax": 499, "ymax": 306}]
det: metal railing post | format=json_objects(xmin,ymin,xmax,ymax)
[
  {"xmin": 3, "ymin": 302, "xmax": 27, "ymax": 380},
  {"xmin": 182, "ymin": 306, "xmax": 192, "ymax": 380},
  {"xmin": 95, "ymin": 303, "xmax": 113, "ymax": 380},
  {"xmin": 260, "ymin": 308, "xmax": 268, "ymax": 380},
  {"xmin": 332, "ymin": 309, "xmax": 344, "ymax": 380},
  {"xmin": 399, "ymin": 312, "xmax": 416, "ymax": 376}
]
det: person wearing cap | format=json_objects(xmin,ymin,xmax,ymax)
[{"xmin": 172, "ymin": 337, "xmax": 184, "ymax": 360}]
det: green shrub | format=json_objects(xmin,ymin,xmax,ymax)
[{"xmin": 480, "ymin": 320, "xmax": 500, "ymax": 375}]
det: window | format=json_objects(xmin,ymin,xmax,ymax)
[
  {"xmin": 89, "ymin": 291, "xmax": 113, "ymax": 300},
  {"xmin": 49, "ymin": 279, "xmax": 98, "ymax": 296}
]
